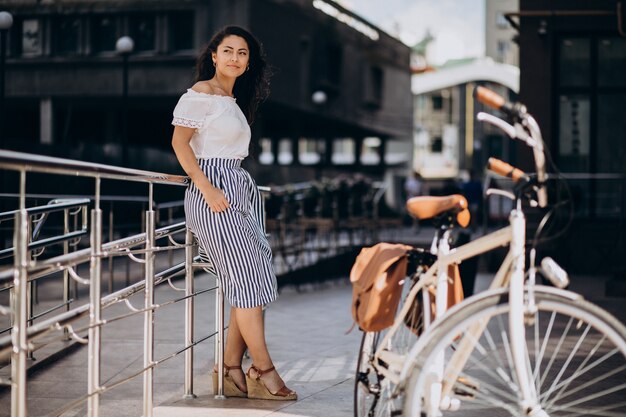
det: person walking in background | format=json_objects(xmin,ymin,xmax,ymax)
[{"xmin": 171, "ymin": 25, "xmax": 296, "ymax": 401}]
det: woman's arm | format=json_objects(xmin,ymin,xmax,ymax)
[{"xmin": 171, "ymin": 126, "xmax": 230, "ymax": 213}]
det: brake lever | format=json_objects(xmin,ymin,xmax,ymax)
[
  {"xmin": 486, "ymin": 188, "xmax": 515, "ymax": 201},
  {"xmin": 477, "ymin": 112, "xmax": 537, "ymax": 147},
  {"xmin": 477, "ymin": 112, "xmax": 515, "ymax": 138}
]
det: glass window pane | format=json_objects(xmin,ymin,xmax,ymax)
[
  {"xmin": 299, "ymin": 138, "xmax": 322, "ymax": 165},
  {"xmin": 169, "ymin": 12, "xmax": 194, "ymax": 52},
  {"xmin": 130, "ymin": 15, "xmax": 156, "ymax": 52},
  {"xmin": 598, "ymin": 38, "xmax": 626, "ymax": 87},
  {"xmin": 597, "ymin": 94, "xmax": 626, "ymax": 173},
  {"xmin": 259, "ymin": 138, "xmax": 274, "ymax": 165},
  {"xmin": 558, "ymin": 95, "xmax": 590, "ymax": 172},
  {"xmin": 54, "ymin": 17, "xmax": 81, "ymax": 55},
  {"xmin": 92, "ymin": 15, "xmax": 117, "ymax": 53},
  {"xmin": 361, "ymin": 137, "xmax": 381, "ymax": 165},
  {"xmin": 22, "ymin": 19, "xmax": 42, "ymax": 56},
  {"xmin": 278, "ymin": 138, "xmax": 293, "ymax": 165},
  {"xmin": 495, "ymin": 11, "xmax": 510, "ymax": 28},
  {"xmin": 332, "ymin": 138, "xmax": 355, "ymax": 164},
  {"xmin": 558, "ymin": 38, "xmax": 590, "ymax": 87}
]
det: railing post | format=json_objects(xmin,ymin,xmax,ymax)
[
  {"xmin": 11, "ymin": 170, "xmax": 28, "ymax": 417},
  {"xmin": 87, "ymin": 177, "xmax": 103, "ymax": 417},
  {"xmin": 108, "ymin": 203, "xmax": 114, "ymax": 293},
  {"xmin": 183, "ymin": 228, "xmax": 196, "ymax": 399},
  {"xmin": 143, "ymin": 184, "xmax": 155, "ymax": 417},
  {"xmin": 26, "ymin": 213, "xmax": 34, "ymax": 361},
  {"xmin": 63, "ymin": 208, "xmax": 70, "ymax": 341},
  {"xmin": 214, "ymin": 277, "xmax": 225, "ymax": 399}
]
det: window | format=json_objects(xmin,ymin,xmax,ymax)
[
  {"xmin": 299, "ymin": 138, "xmax": 324, "ymax": 165},
  {"xmin": 363, "ymin": 66, "xmax": 384, "ymax": 108},
  {"xmin": 559, "ymin": 38, "xmax": 590, "ymax": 87},
  {"xmin": 597, "ymin": 94, "xmax": 626, "ymax": 174},
  {"xmin": 431, "ymin": 95, "xmax": 443, "ymax": 110},
  {"xmin": 277, "ymin": 138, "xmax": 293, "ymax": 165},
  {"xmin": 54, "ymin": 16, "xmax": 81, "ymax": 55},
  {"xmin": 431, "ymin": 136, "xmax": 443, "ymax": 153},
  {"xmin": 130, "ymin": 14, "xmax": 156, "ymax": 52},
  {"xmin": 495, "ymin": 11, "xmax": 510, "ymax": 29},
  {"xmin": 558, "ymin": 95, "xmax": 590, "ymax": 172},
  {"xmin": 332, "ymin": 138, "xmax": 355, "ymax": 164},
  {"xmin": 326, "ymin": 43, "xmax": 342, "ymax": 86},
  {"xmin": 259, "ymin": 138, "xmax": 274, "ymax": 165},
  {"xmin": 169, "ymin": 12, "xmax": 194, "ymax": 52},
  {"xmin": 361, "ymin": 137, "xmax": 381, "ymax": 165},
  {"xmin": 598, "ymin": 38, "xmax": 626, "ymax": 87},
  {"xmin": 92, "ymin": 15, "xmax": 118, "ymax": 53},
  {"xmin": 22, "ymin": 18, "xmax": 42, "ymax": 56}
]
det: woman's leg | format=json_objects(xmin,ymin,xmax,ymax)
[
  {"xmin": 233, "ymin": 306, "xmax": 292, "ymax": 394},
  {"xmin": 221, "ymin": 306, "xmax": 248, "ymax": 391},
  {"xmin": 225, "ymin": 306, "xmax": 247, "ymax": 364}
]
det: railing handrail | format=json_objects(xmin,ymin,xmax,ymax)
[
  {"xmin": 0, "ymin": 198, "xmax": 90, "ymax": 221},
  {"xmin": 0, "ymin": 150, "xmax": 188, "ymax": 186},
  {"xmin": 0, "ymin": 222, "xmax": 187, "ymax": 285},
  {"xmin": 0, "ymin": 253, "xmax": 206, "ymax": 359}
]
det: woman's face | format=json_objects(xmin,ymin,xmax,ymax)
[{"xmin": 212, "ymin": 35, "xmax": 250, "ymax": 78}]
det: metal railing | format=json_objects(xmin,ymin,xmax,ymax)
[{"xmin": 0, "ymin": 150, "xmax": 246, "ymax": 417}]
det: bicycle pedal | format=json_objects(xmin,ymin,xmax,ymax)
[{"xmin": 453, "ymin": 376, "xmax": 479, "ymax": 399}]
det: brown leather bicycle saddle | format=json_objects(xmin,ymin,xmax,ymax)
[{"xmin": 406, "ymin": 195, "xmax": 470, "ymax": 228}]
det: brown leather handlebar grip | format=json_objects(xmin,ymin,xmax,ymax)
[
  {"xmin": 475, "ymin": 86, "xmax": 506, "ymax": 111},
  {"xmin": 487, "ymin": 157, "xmax": 526, "ymax": 182}
]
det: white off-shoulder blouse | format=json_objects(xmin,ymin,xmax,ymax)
[{"xmin": 171, "ymin": 89, "xmax": 251, "ymax": 160}]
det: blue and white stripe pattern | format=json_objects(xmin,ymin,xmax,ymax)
[{"xmin": 184, "ymin": 158, "xmax": 278, "ymax": 308}]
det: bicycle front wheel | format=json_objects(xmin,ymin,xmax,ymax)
[{"xmin": 403, "ymin": 288, "xmax": 626, "ymax": 417}]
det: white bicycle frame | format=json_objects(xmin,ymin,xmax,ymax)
[{"xmin": 370, "ymin": 108, "xmax": 552, "ymax": 415}]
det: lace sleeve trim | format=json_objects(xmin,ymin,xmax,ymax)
[{"xmin": 172, "ymin": 117, "xmax": 203, "ymax": 129}]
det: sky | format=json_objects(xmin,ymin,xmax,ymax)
[{"xmin": 335, "ymin": 0, "xmax": 486, "ymax": 65}]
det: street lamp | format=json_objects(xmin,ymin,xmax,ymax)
[
  {"xmin": 0, "ymin": 11, "xmax": 13, "ymax": 149},
  {"xmin": 311, "ymin": 90, "xmax": 327, "ymax": 105},
  {"xmin": 116, "ymin": 36, "xmax": 133, "ymax": 166}
]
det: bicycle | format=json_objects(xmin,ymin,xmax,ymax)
[
  {"xmin": 398, "ymin": 87, "xmax": 626, "ymax": 416},
  {"xmin": 354, "ymin": 194, "xmax": 472, "ymax": 417}
]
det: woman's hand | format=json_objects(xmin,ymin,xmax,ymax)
[{"xmin": 201, "ymin": 185, "xmax": 230, "ymax": 213}]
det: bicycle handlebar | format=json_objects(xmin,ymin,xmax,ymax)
[
  {"xmin": 475, "ymin": 86, "xmax": 548, "ymax": 208},
  {"xmin": 487, "ymin": 158, "xmax": 527, "ymax": 183},
  {"xmin": 475, "ymin": 86, "xmax": 506, "ymax": 111}
]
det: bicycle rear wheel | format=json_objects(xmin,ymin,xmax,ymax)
[
  {"xmin": 354, "ymin": 277, "xmax": 426, "ymax": 417},
  {"xmin": 403, "ymin": 288, "xmax": 626, "ymax": 417}
]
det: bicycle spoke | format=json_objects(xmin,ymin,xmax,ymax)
[
  {"xmin": 544, "ymin": 357, "xmax": 625, "ymax": 408},
  {"xmin": 548, "ymin": 382, "xmax": 626, "ymax": 412},
  {"xmin": 499, "ymin": 315, "xmax": 523, "ymax": 398},
  {"xmin": 542, "ymin": 334, "xmax": 608, "ymax": 405},
  {"xmin": 542, "ymin": 322, "xmax": 592, "ymax": 403},
  {"xmin": 533, "ymin": 310, "xmax": 556, "ymax": 385},
  {"xmin": 538, "ymin": 315, "xmax": 574, "ymax": 391},
  {"xmin": 555, "ymin": 401, "xmax": 626, "ymax": 417}
]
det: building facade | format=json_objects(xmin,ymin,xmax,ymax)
[
  {"xmin": 485, "ymin": 0, "xmax": 519, "ymax": 66},
  {"xmin": 1, "ymin": 0, "xmax": 412, "ymax": 185},
  {"xmin": 516, "ymin": 0, "xmax": 626, "ymax": 275}
]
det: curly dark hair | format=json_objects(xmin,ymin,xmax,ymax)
[{"xmin": 195, "ymin": 26, "xmax": 271, "ymax": 125}]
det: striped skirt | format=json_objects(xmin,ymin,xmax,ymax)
[{"xmin": 184, "ymin": 158, "xmax": 278, "ymax": 308}]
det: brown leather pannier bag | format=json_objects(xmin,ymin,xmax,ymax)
[{"xmin": 350, "ymin": 243, "xmax": 412, "ymax": 332}]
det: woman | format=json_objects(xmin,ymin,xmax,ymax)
[{"xmin": 171, "ymin": 25, "xmax": 296, "ymax": 401}]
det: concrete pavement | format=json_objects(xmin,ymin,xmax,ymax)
[
  {"xmin": 0, "ymin": 274, "xmax": 362, "ymax": 417},
  {"xmin": 1, "ymin": 239, "xmax": 625, "ymax": 416}
]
